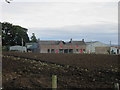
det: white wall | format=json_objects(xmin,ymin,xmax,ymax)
[
  {"xmin": 40, "ymin": 48, "xmax": 48, "ymax": 53},
  {"xmin": 111, "ymin": 47, "xmax": 120, "ymax": 54},
  {"xmin": 10, "ymin": 46, "xmax": 27, "ymax": 52},
  {"xmin": 86, "ymin": 41, "xmax": 109, "ymax": 53}
]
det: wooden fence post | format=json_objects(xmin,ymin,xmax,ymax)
[
  {"xmin": 52, "ymin": 75, "xmax": 57, "ymax": 90},
  {"xmin": 114, "ymin": 83, "xmax": 119, "ymax": 90}
]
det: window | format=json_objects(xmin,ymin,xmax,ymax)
[
  {"xmin": 48, "ymin": 49, "xmax": 50, "ymax": 53},
  {"xmin": 69, "ymin": 49, "xmax": 73, "ymax": 53},
  {"xmin": 83, "ymin": 49, "xmax": 85, "ymax": 52},
  {"xmin": 64, "ymin": 49, "xmax": 69, "ymax": 53},
  {"xmin": 59, "ymin": 49, "xmax": 63, "ymax": 53},
  {"xmin": 51, "ymin": 49, "xmax": 55, "ymax": 53}
]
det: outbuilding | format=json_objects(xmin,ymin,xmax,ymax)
[
  {"xmin": 110, "ymin": 46, "xmax": 120, "ymax": 54},
  {"xmin": 26, "ymin": 43, "xmax": 39, "ymax": 52},
  {"xmin": 86, "ymin": 41, "xmax": 110, "ymax": 54},
  {"xmin": 38, "ymin": 39, "xmax": 86, "ymax": 53},
  {"xmin": 9, "ymin": 45, "xmax": 27, "ymax": 52}
]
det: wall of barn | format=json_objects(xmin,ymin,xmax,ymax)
[
  {"xmin": 39, "ymin": 45, "xmax": 86, "ymax": 53},
  {"xmin": 95, "ymin": 47, "xmax": 110, "ymax": 54},
  {"xmin": 86, "ymin": 42, "xmax": 109, "ymax": 53},
  {"xmin": 110, "ymin": 47, "xmax": 120, "ymax": 54}
]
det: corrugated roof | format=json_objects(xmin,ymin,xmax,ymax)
[
  {"xmin": 66, "ymin": 41, "xmax": 86, "ymax": 45},
  {"xmin": 85, "ymin": 41, "xmax": 109, "ymax": 47},
  {"xmin": 26, "ymin": 43, "xmax": 38, "ymax": 49},
  {"xmin": 111, "ymin": 46, "xmax": 120, "ymax": 49},
  {"xmin": 39, "ymin": 40, "xmax": 86, "ymax": 45},
  {"xmin": 85, "ymin": 41, "xmax": 98, "ymax": 45},
  {"xmin": 39, "ymin": 41, "xmax": 60, "ymax": 45}
]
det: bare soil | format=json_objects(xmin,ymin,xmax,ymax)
[{"xmin": 2, "ymin": 52, "xmax": 120, "ymax": 89}]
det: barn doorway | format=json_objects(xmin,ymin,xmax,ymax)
[
  {"xmin": 64, "ymin": 49, "xmax": 69, "ymax": 53},
  {"xmin": 59, "ymin": 49, "xmax": 64, "ymax": 53},
  {"xmin": 69, "ymin": 49, "xmax": 73, "ymax": 53}
]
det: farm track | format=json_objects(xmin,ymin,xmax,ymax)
[{"xmin": 2, "ymin": 52, "xmax": 120, "ymax": 89}]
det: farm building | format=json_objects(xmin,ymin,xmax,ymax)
[
  {"xmin": 86, "ymin": 41, "xmax": 110, "ymax": 54},
  {"xmin": 26, "ymin": 43, "xmax": 39, "ymax": 52},
  {"xmin": 95, "ymin": 47, "xmax": 110, "ymax": 54},
  {"xmin": 38, "ymin": 39, "xmax": 86, "ymax": 53},
  {"xmin": 9, "ymin": 46, "xmax": 27, "ymax": 52},
  {"xmin": 25, "ymin": 39, "xmax": 112, "ymax": 54},
  {"xmin": 110, "ymin": 46, "xmax": 120, "ymax": 54}
]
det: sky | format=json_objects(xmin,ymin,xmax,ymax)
[{"xmin": 0, "ymin": 0, "xmax": 119, "ymax": 45}]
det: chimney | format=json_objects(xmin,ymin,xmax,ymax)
[
  {"xmin": 70, "ymin": 38, "xmax": 72, "ymax": 43},
  {"xmin": 82, "ymin": 39, "xmax": 84, "ymax": 42}
]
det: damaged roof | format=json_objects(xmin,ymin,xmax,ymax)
[{"xmin": 39, "ymin": 40, "xmax": 86, "ymax": 45}]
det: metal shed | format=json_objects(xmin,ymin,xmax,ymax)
[
  {"xmin": 86, "ymin": 41, "xmax": 109, "ymax": 54},
  {"xmin": 9, "ymin": 46, "xmax": 27, "ymax": 52},
  {"xmin": 26, "ymin": 43, "xmax": 39, "ymax": 52}
]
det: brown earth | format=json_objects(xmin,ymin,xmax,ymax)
[{"xmin": 2, "ymin": 52, "xmax": 120, "ymax": 89}]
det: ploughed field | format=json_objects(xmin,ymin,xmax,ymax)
[{"xmin": 2, "ymin": 52, "xmax": 120, "ymax": 89}]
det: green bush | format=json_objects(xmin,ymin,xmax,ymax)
[{"xmin": 2, "ymin": 46, "xmax": 9, "ymax": 51}]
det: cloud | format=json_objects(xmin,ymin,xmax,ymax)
[
  {"xmin": 1, "ymin": 0, "xmax": 119, "ymax": 3},
  {"xmin": 28, "ymin": 22, "xmax": 117, "ymax": 34},
  {"xmin": 1, "ymin": 1, "xmax": 118, "ymax": 44},
  {"xmin": 1, "ymin": 2, "xmax": 117, "ymax": 28},
  {"xmin": 28, "ymin": 23, "xmax": 118, "ymax": 44}
]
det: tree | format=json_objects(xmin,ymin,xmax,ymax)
[
  {"xmin": 2, "ymin": 22, "xmax": 30, "ymax": 46},
  {"xmin": 30, "ymin": 33, "xmax": 37, "ymax": 42}
]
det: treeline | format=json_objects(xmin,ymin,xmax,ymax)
[{"xmin": 1, "ymin": 22, "xmax": 37, "ymax": 50}]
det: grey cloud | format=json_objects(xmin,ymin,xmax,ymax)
[{"xmin": 28, "ymin": 23, "xmax": 118, "ymax": 44}]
